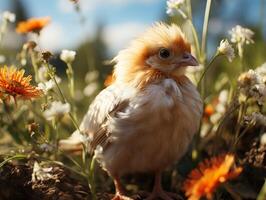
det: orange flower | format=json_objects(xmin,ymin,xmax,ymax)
[
  {"xmin": 0, "ymin": 66, "xmax": 42, "ymax": 100},
  {"xmin": 204, "ymin": 104, "xmax": 215, "ymax": 118},
  {"xmin": 16, "ymin": 17, "xmax": 50, "ymax": 34},
  {"xmin": 104, "ymin": 73, "xmax": 115, "ymax": 87},
  {"xmin": 183, "ymin": 154, "xmax": 242, "ymax": 200}
]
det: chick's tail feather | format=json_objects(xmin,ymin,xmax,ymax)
[{"xmin": 59, "ymin": 130, "xmax": 83, "ymax": 154}]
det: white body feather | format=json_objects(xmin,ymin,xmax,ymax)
[{"xmin": 79, "ymin": 77, "xmax": 202, "ymax": 177}]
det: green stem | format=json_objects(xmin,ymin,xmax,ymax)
[
  {"xmin": 184, "ymin": 0, "xmax": 201, "ymax": 59},
  {"xmin": 201, "ymin": 0, "xmax": 212, "ymax": 62},
  {"xmin": 186, "ymin": 0, "xmax": 193, "ymax": 21},
  {"xmin": 188, "ymin": 20, "xmax": 201, "ymax": 59},
  {"xmin": 233, "ymin": 123, "xmax": 253, "ymax": 151},
  {"xmin": 89, "ymin": 156, "xmax": 97, "ymax": 200},
  {"xmin": 233, "ymin": 100, "xmax": 248, "ymax": 150},
  {"xmin": 43, "ymin": 62, "xmax": 91, "ymax": 194},
  {"xmin": 0, "ymin": 154, "xmax": 27, "ymax": 168},
  {"xmin": 53, "ymin": 120, "xmax": 59, "ymax": 159},
  {"xmin": 66, "ymin": 63, "xmax": 75, "ymax": 98},
  {"xmin": 44, "ymin": 62, "xmax": 80, "ymax": 132},
  {"xmin": 257, "ymin": 180, "xmax": 266, "ymax": 200},
  {"xmin": 30, "ymin": 51, "xmax": 39, "ymax": 82},
  {"xmin": 66, "ymin": 62, "xmax": 78, "ymax": 120},
  {"xmin": 0, "ymin": 19, "xmax": 7, "ymax": 46},
  {"xmin": 237, "ymin": 43, "xmax": 245, "ymax": 72},
  {"xmin": 44, "ymin": 160, "xmax": 87, "ymax": 178},
  {"xmin": 197, "ymin": 53, "xmax": 220, "ymax": 88}
]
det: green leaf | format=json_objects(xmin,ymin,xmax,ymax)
[
  {"xmin": 0, "ymin": 154, "xmax": 27, "ymax": 168},
  {"xmin": 257, "ymin": 180, "xmax": 266, "ymax": 200}
]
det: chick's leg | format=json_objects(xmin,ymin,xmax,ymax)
[
  {"xmin": 145, "ymin": 172, "xmax": 180, "ymax": 200},
  {"xmin": 112, "ymin": 177, "xmax": 133, "ymax": 200}
]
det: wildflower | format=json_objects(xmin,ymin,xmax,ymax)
[
  {"xmin": 37, "ymin": 65, "xmax": 58, "ymax": 82},
  {"xmin": 60, "ymin": 49, "xmax": 76, "ymax": 63},
  {"xmin": 251, "ymin": 83, "xmax": 266, "ymax": 105},
  {"xmin": 0, "ymin": 55, "xmax": 6, "ymax": 63},
  {"xmin": 39, "ymin": 143, "xmax": 54, "ymax": 152},
  {"xmin": 244, "ymin": 112, "xmax": 266, "ymax": 126},
  {"xmin": 210, "ymin": 112, "xmax": 222, "ymax": 124},
  {"xmin": 37, "ymin": 77, "xmax": 61, "ymax": 94},
  {"xmin": 74, "ymin": 90, "xmax": 84, "ymax": 101},
  {"xmin": 23, "ymin": 41, "xmax": 37, "ymax": 51},
  {"xmin": 85, "ymin": 70, "xmax": 99, "ymax": 83},
  {"xmin": 229, "ymin": 25, "xmax": 254, "ymax": 58},
  {"xmin": 31, "ymin": 161, "xmax": 53, "ymax": 182},
  {"xmin": 215, "ymin": 89, "xmax": 228, "ymax": 113},
  {"xmin": 218, "ymin": 90, "xmax": 228, "ymax": 104},
  {"xmin": 229, "ymin": 25, "xmax": 254, "ymax": 45},
  {"xmin": 37, "ymin": 79, "xmax": 56, "ymax": 94},
  {"xmin": 217, "ymin": 39, "xmax": 235, "ymax": 62},
  {"xmin": 0, "ymin": 66, "xmax": 42, "ymax": 100},
  {"xmin": 27, "ymin": 122, "xmax": 39, "ymax": 135},
  {"xmin": 204, "ymin": 104, "xmax": 214, "ymax": 118},
  {"xmin": 256, "ymin": 63, "xmax": 266, "ymax": 81},
  {"xmin": 83, "ymin": 82, "xmax": 98, "ymax": 97},
  {"xmin": 238, "ymin": 70, "xmax": 260, "ymax": 88},
  {"xmin": 2, "ymin": 11, "xmax": 16, "ymax": 23},
  {"xmin": 183, "ymin": 154, "xmax": 242, "ymax": 200},
  {"xmin": 238, "ymin": 70, "xmax": 266, "ymax": 104},
  {"xmin": 200, "ymin": 123, "xmax": 210, "ymax": 138},
  {"xmin": 43, "ymin": 101, "xmax": 70, "ymax": 121},
  {"xmin": 38, "ymin": 65, "xmax": 49, "ymax": 82},
  {"xmin": 166, "ymin": 0, "xmax": 185, "ymax": 16},
  {"xmin": 261, "ymin": 133, "xmax": 266, "ymax": 146},
  {"xmin": 42, "ymin": 51, "xmax": 53, "ymax": 62},
  {"xmin": 16, "ymin": 17, "xmax": 50, "ymax": 34}
]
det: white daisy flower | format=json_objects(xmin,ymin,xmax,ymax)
[
  {"xmin": 238, "ymin": 70, "xmax": 260, "ymax": 88},
  {"xmin": 43, "ymin": 101, "xmax": 70, "ymax": 121},
  {"xmin": 37, "ymin": 77, "xmax": 61, "ymax": 94},
  {"xmin": 166, "ymin": 0, "xmax": 185, "ymax": 16},
  {"xmin": 217, "ymin": 39, "xmax": 235, "ymax": 62},
  {"xmin": 2, "ymin": 11, "xmax": 16, "ymax": 23},
  {"xmin": 229, "ymin": 25, "xmax": 254, "ymax": 45},
  {"xmin": 85, "ymin": 70, "xmax": 99, "ymax": 83},
  {"xmin": 238, "ymin": 70, "xmax": 266, "ymax": 104},
  {"xmin": 60, "ymin": 49, "xmax": 76, "ymax": 63},
  {"xmin": 245, "ymin": 112, "xmax": 266, "ymax": 126},
  {"xmin": 38, "ymin": 65, "xmax": 49, "ymax": 82},
  {"xmin": 83, "ymin": 82, "xmax": 98, "ymax": 97},
  {"xmin": 255, "ymin": 63, "xmax": 266, "ymax": 80}
]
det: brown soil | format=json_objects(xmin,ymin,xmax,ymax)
[{"xmin": 0, "ymin": 161, "xmax": 91, "ymax": 200}]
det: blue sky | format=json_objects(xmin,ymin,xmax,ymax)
[
  {"xmin": 0, "ymin": 0, "xmax": 265, "ymax": 56},
  {"xmin": 0, "ymin": 0, "xmax": 164, "ymax": 53}
]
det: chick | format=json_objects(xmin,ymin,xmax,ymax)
[{"xmin": 63, "ymin": 22, "xmax": 203, "ymax": 200}]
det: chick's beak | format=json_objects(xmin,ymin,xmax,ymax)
[{"xmin": 176, "ymin": 52, "xmax": 199, "ymax": 67}]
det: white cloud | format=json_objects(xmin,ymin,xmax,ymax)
[
  {"xmin": 38, "ymin": 23, "xmax": 66, "ymax": 52},
  {"xmin": 103, "ymin": 22, "xmax": 148, "ymax": 54}
]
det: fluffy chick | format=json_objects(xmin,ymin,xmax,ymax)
[{"xmin": 61, "ymin": 22, "xmax": 203, "ymax": 200}]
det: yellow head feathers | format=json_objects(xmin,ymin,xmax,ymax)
[{"xmin": 113, "ymin": 22, "xmax": 192, "ymax": 87}]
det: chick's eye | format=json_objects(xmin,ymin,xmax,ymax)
[{"xmin": 158, "ymin": 48, "xmax": 171, "ymax": 59}]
